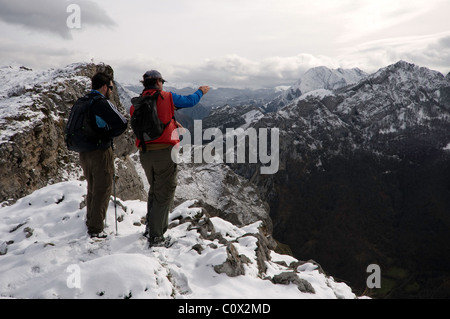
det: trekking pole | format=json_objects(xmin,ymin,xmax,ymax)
[
  {"xmin": 113, "ymin": 171, "xmax": 118, "ymax": 235},
  {"xmin": 112, "ymin": 142, "xmax": 118, "ymax": 236}
]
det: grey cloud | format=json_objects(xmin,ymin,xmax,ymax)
[
  {"xmin": 0, "ymin": 0, "xmax": 116, "ymax": 39},
  {"xmin": 171, "ymin": 54, "xmax": 334, "ymax": 88},
  {"xmin": 437, "ymin": 36, "xmax": 450, "ymax": 49},
  {"xmin": 0, "ymin": 37, "xmax": 87, "ymax": 69}
]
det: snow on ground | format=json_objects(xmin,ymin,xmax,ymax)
[{"xmin": 0, "ymin": 181, "xmax": 356, "ymax": 299}]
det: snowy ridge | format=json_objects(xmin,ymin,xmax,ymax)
[
  {"xmin": 256, "ymin": 60, "xmax": 450, "ymax": 166},
  {"xmin": 289, "ymin": 66, "xmax": 367, "ymax": 96},
  {"xmin": 0, "ymin": 62, "xmax": 142, "ymax": 205},
  {"xmin": 262, "ymin": 66, "xmax": 368, "ymax": 112},
  {"xmin": 0, "ymin": 181, "xmax": 357, "ymax": 299},
  {"xmin": 0, "ymin": 63, "xmax": 91, "ymax": 144}
]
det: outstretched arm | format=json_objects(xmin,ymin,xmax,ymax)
[{"xmin": 171, "ymin": 86, "xmax": 210, "ymax": 108}]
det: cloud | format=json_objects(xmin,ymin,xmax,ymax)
[
  {"xmin": 335, "ymin": 0, "xmax": 445, "ymax": 43},
  {"xmin": 0, "ymin": 0, "xmax": 116, "ymax": 39},
  {"xmin": 114, "ymin": 53, "xmax": 341, "ymax": 89},
  {"xmin": 181, "ymin": 54, "xmax": 342, "ymax": 88},
  {"xmin": 0, "ymin": 37, "xmax": 89, "ymax": 68},
  {"xmin": 337, "ymin": 31, "xmax": 450, "ymax": 75},
  {"xmin": 114, "ymin": 39, "xmax": 450, "ymax": 89}
]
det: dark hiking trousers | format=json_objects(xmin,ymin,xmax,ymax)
[
  {"xmin": 140, "ymin": 146, "xmax": 177, "ymax": 239},
  {"xmin": 79, "ymin": 147, "xmax": 114, "ymax": 234}
]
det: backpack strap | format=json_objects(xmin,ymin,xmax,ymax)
[{"xmin": 85, "ymin": 94, "xmax": 108, "ymax": 146}]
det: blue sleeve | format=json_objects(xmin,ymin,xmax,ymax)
[{"xmin": 171, "ymin": 90, "xmax": 203, "ymax": 108}]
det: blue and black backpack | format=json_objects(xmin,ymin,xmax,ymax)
[{"xmin": 65, "ymin": 94, "xmax": 109, "ymax": 152}]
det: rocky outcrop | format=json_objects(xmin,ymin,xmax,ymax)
[
  {"xmin": 168, "ymin": 199, "xmax": 334, "ymax": 296},
  {"xmin": 271, "ymin": 272, "xmax": 315, "ymax": 294},
  {"xmin": 175, "ymin": 162, "xmax": 273, "ymax": 233},
  {"xmin": 0, "ymin": 63, "xmax": 146, "ymax": 204}
]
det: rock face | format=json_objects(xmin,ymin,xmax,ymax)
[
  {"xmin": 0, "ymin": 63, "xmax": 146, "ymax": 204},
  {"xmin": 175, "ymin": 162, "xmax": 273, "ymax": 232},
  {"xmin": 202, "ymin": 104, "xmax": 265, "ymax": 132}
]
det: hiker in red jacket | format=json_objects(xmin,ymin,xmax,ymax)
[{"xmin": 130, "ymin": 70, "xmax": 209, "ymax": 247}]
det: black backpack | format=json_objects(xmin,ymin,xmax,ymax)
[
  {"xmin": 130, "ymin": 91, "xmax": 173, "ymax": 151},
  {"xmin": 65, "ymin": 94, "xmax": 108, "ymax": 152}
]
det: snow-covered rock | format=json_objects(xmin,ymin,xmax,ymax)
[
  {"xmin": 0, "ymin": 181, "xmax": 357, "ymax": 299},
  {"xmin": 0, "ymin": 63, "xmax": 144, "ymax": 204}
]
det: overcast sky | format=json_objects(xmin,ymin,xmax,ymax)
[{"xmin": 0, "ymin": 0, "xmax": 449, "ymax": 88}]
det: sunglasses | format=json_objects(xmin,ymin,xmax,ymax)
[{"xmin": 108, "ymin": 85, "xmax": 114, "ymax": 90}]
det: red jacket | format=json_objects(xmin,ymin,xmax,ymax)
[{"xmin": 130, "ymin": 89, "xmax": 179, "ymax": 148}]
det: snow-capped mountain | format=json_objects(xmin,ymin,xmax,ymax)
[
  {"xmin": 200, "ymin": 66, "xmax": 369, "ymax": 133},
  {"xmin": 125, "ymin": 84, "xmax": 283, "ymax": 116},
  {"xmin": 0, "ymin": 62, "xmax": 359, "ymax": 300},
  {"xmin": 337, "ymin": 61, "xmax": 450, "ymax": 148},
  {"xmin": 296, "ymin": 66, "xmax": 367, "ymax": 92},
  {"xmin": 226, "ymin": 61, "xmax": 450, "ymax": 298},
  {"xmin": 263, "ymin": 66, "xmax": 368, "ymax": 112},
  {"xmin": 258, "ymin": 61, "xmax": 450, "ymax": 159}
]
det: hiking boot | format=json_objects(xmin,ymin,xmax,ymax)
[
  {"xmin": 147, "ymin": 235, "xmax": 165, "ymax": 248},
  {"xmin": 143, "ymin": 227, "xmax": 150, "ymax": 239},
  {"xmin": 89, "ymin": 231, "xmax": 108, "ymax": 239},
  {"xmin": 148, "ymin": 235, "xmax": 174, "ymax": 248}
]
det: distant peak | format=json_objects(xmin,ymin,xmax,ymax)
[{"xmin": 392, "ymin": 60, "xmax": 416, "ymax": 70}]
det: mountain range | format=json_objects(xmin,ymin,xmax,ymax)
[
  {"xmin": 1, "ymin": 60, "xmax": 449, "ymax": 299},
  {"xmin": 0, "ymin": 62, "xmax": 360, "ymax": 300},
  {"xmin": 201, "ymin": 60, "xmax": 450, "ymax": 298}
]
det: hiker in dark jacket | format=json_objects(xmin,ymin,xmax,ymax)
[
  {"xmin": 66, "ymin": 72, "xmax": 128, "ymax": 238},
  {"xmin": 130, "ymin": 70, "xmax": 209, "ymax": 247}
]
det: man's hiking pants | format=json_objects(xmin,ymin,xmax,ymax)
[
  {"xmin": 139, "ymin": 146, "xmax": 177, "ymax": 239},
  {"xmin": 80, "ymin": 147, "xmax": 114, "ymax": 234}
]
